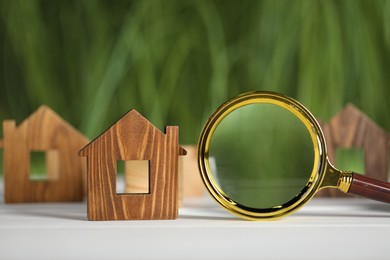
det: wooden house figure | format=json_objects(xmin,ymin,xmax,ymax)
[
  {"xmin": 79, "ymin": 109, "xmax": 186, "ymax": 221},
  {"xmin": 319, "ymin": 103, "xmax": 390, "ymax": 197},
  {"xmin": 0, "ymin": 105, "xmax": 88, "ymax": 203}
]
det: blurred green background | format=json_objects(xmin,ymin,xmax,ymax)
[{"xmin": 0, "ymin": 0, "xmax": 390, "ymax": 175}]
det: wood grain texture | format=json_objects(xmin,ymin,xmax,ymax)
[
  {"xmin": 348, "ymin": 173, "xmax": 390, "ymax": 203},
  {"xmin": 2, "ymin": 105, "xmax": 89, "ymax": 203},
  {"xmin": 316, "ymin": 104, "xmax": 389, "ymax": 197},
  {"xmin": 79, "ymin": 109, "xmax": 186, "ymax": 221}
]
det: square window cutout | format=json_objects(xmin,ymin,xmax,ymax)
[
  {"xmin": 30, "ymin": 150, "xmax": 59, "ymax": 181},
  {"xmin": 116, "ymin": 160, "xmax": 150, "ymax": 194},
  {"xmin": 335, "ymin": 148, "xmax": 365, "ymax": 174}
]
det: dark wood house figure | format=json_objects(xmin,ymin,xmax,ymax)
[
  {"xmin": 79, "ymin": 109, "xmax": 187, "ymax": 221},
  {"xmin": 320, "ymin": 103, "xmax": 390, "ymax": 197},
  {"xmin": 0, "ymin": 105, "xmax": 89, "ymax": 203}
]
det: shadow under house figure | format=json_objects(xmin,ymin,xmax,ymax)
[
  {"xmin": 78, "ymin": 110, "xmax": 187, "ymax": 221},
  {"xmin": 318, "ymin": 103, "xmax": 390, "ymax": 197},
  {"xmin": 0, "ymin": 105, "xmax": 89, "ymax": 203}
]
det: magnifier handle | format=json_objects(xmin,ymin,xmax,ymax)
[{"xmin": 347, "ymin": 173, "xmax": 390, "ymax": 203}]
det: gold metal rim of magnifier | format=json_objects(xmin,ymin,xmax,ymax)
[{"xmin": 197, "ymin": 91, "xmax": 328, "ymax": 220}]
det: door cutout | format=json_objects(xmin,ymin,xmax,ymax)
[
  {"xmin": 30, "ymin": 150, "xmax": 59, "ymax": 181},
  {"xmin": 116, "ymin": 160, "xmax": 150, "ymax": 194}
]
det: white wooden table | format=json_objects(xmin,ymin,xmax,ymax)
[{"xmin": 0, "ymin": 181, "xmax": 389, "ymax": 260}]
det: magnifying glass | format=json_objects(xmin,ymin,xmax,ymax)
[{"xmin": 197, "ymin": 91, "xmax": 390, "ymax": 220}]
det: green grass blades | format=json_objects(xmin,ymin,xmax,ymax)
[{"xmin": 0, "ymin": 0, "xmax": 389, "ymax": 178}]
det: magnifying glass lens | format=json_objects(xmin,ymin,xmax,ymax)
[{"xmin": 208, "ymin": 103, "xmax": 315, "ymax": 209}]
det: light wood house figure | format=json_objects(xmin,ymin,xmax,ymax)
[
  {"xmin": 0, "ymin": 105, "xmax": 89, "ymax": 203},
  {"xmin": 79, "ymin": 109, "xmax": 186, "ymax": 221}
]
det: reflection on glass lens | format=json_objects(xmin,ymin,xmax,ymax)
[{"xmin": 208, "ymin": 103, "xmax": 315, "ymax": 209}]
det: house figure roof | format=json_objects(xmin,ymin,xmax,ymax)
[
  {"xmin": 79, "ymin": 109, "xmax": 186, "ymax": 158},
  {"xmin": 18, "ymin": 105, "xmax": 88, "ymax": 146}
]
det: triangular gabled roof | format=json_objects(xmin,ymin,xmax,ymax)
[
  {"xmin": 4, "ymin": 105, "xmax": 88, "ymax": 143},
  {"xmin": 328, "ymin": 103, "xmax": 389, "ymax": 147},
  {"xmin": 79, "ymin": 109, "xmax": 186, "ymax": 156},
  {"xmin": 331, "ymin": 103, "xmax": 381, "ymax": 128},
  {"xmin": 332, "ymin": 103, "xmax": 385, "ymax": 128}
]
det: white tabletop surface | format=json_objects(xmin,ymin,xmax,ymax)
[{"xmin": 0, "ymin": 182, "xmax": 390, "ymax": 260}]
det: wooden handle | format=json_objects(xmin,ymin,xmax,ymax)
[{"xmin": 348, "ymin": 173, "xmax": 390, "ymax": 203}]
